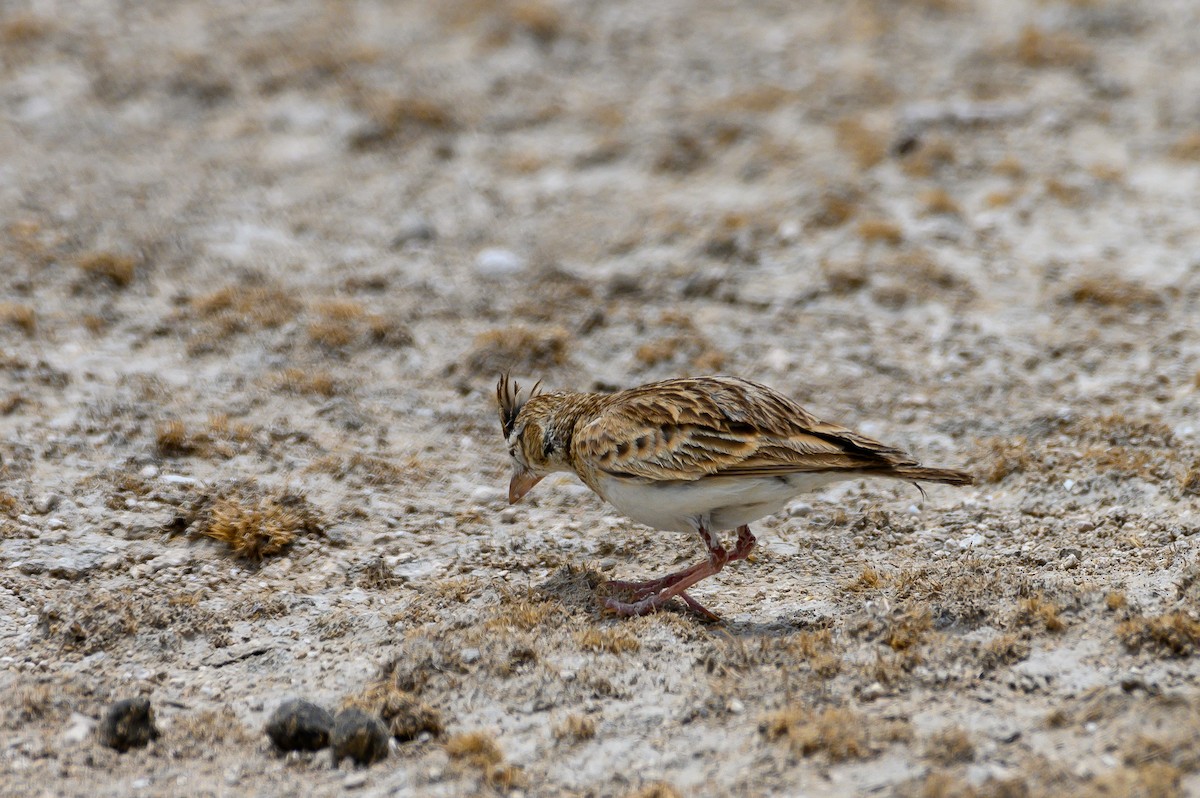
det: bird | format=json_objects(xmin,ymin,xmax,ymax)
[{"xmin": 496, "ymin": 374, "xmax": 973, "ymax": 620}]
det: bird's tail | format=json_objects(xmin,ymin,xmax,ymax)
[{"xmin": 872, "ymin": 464, "xmax": 975, "ymax": 486}]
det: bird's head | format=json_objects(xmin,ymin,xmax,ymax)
[{"xmin": 496, "ymin": 375, "xmax": 574, "ymax": 504}]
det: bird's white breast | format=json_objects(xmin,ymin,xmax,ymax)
[{"xmin": 594, "ymin": 472, "xmax": 850, "ymax": 533}]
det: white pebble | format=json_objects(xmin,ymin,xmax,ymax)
[
  {"xmin": 470, "ymin": 486, "xmax": 505, "ymax": 504},
  {"xmin": 139, "ymin": 465, "xmax": 159, "ymax": 479},
  {"xmin": 461, "ymin": 648, "xmax": 481, "ymax": 664},
  {"xmin": 475, "ymin": 248, "xmax": 526, "ymax": 278},
  {"xmin": 959, "ymin": 533, "xmax": 985, "ymax": 549},
  {"xmin": 499, "ymin": 508, "xmax": 519, "ymax": 524},
  {"xmin": 787, "ymin": 502, "xmax": 813, "ymax": 517}
]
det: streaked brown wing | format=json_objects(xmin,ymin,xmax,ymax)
[{"xmin": 573, "ymin": 377, "xmax": 915, "ymax": 482}]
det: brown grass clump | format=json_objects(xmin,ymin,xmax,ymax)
[
  {"xmin": 624, "ymin": 784, "xmax": 684, "ymax": 798},
  {"xmin": 857, "ymin": 218, "xmax": 903, "ymax": 245},
  {"xmin": 763, "ymin": 705, "xmax": 906, "ymax": 761},
  {"xmin": 350, "ymin": 94, "xmax": 458, "ymax": 149},
  {"xmin": 1064, "ymin": 276, "xmax": 1163, "ymax": 310},
  {"xmin": 193, "ymin": 488, "xmax": 323, "ymax": 560},
  {"xmin": 445, "ymin": 731, "xmax": 525, "ymax": 788},
  {"xmin": 836, "ymin": 117, "xmax": 887, "ymax": 170},
  {"xmin": 156, "ymin": 420, "xmax": 197, "ymax": 457},
  {"xmin": 1179, "ymin": 464, "xmax": 1200, "ymax": 497},
  {"xmin": 886, "ymin": 608, "xmax": 933, "ymax": 652},
  {"xmin": 976, "ymin": 437, "xmax": 1036, "ymax": 483},
  {"xmin": 1017, "ymin": 594, "xmax": 1066, "ymax": 633},
  {"xmin": 1117, "ymin": 611, "xmax": 1200, "ymax": 657},
  {"xmin": 0, "ymin": 13, "xmax": 52, "ymax": 46},
  {"xmin": 187, "ymin": 284, "xmax": 301, "ymax": 351},
  {"xmin": 811, "ymin": 187, "xmax": 860, "ymax": 228},
  {"xmin": 77, "ymin": 252, "xmax": 137, "ymax": 288},
  {"xmin": 979, "ymin": 632, "xmax": 1031, "ymax": 671},
  {"xmin": 553, "ymin": 713, "xmax": 596, "ymax": 742},
  {"xmin": 0, "ymin": 303, "xmax": 36, "ymax": 336},
  {"xmin": 899, "ymin": 136, "xmax": 956, "ymax": 178},
  {"xmin": 918, "ymin": 188, "xmax": 961, "ymax": 217},
  {"xmin": 924, "ymin": 726, "xmax": 975, "ymax": 765},
  {"xmin": 464, "ymin": 324, "xmax": 571, "ymax": 374},
  {"xmin": 1105, "ymin": 591, "xmax": 1128, "ymax": 611},
  {"xmin": 576, "ymin": 627, "xmax": 640, "ymax": 655},
  {"xmin": 848, "ymin": 565, "xmax": 885, "ymax": 592},
  {"xmin": 1169, "ymin": 131, "xmax": 1200, "ymax": 162},
  {"xmin": 347, "ymin": 680, "xmax": 442, "ymax": 742},
  {"xmin": 273, "ymin": 367, "xmax": 340, "ymax": 398},
  {"xmin": 1014, "ymin": 25, "xmax": 1093, "ymax": 69}
]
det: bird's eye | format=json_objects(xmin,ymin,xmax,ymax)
[{"xmin": 508, "ymin": 446, "xmax": 517, "ymax": 458}]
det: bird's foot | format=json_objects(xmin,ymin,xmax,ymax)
[{"xmin": 602, "ymin": 590, "xmax": 721, "ymax": 622}]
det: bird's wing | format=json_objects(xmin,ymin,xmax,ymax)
[{"xmin": 573, "ymin": 376, "xmax": 915, "ymax": 482}]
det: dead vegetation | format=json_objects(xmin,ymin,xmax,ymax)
[
  {"xmin": 575, "ymin": 627, "xmax": 641, "ymax": 655},
  {"xmin": 445, "ymin": 731, "xmax": 525, "ymax": 789},
  {"xmin": 763, "ymin": 704, "xmax": 911, "ymax": 761},
  {"xmin": 1117, "ymin": 611, "xmax": 1200, "ymax": 658},
  {"xmin": 188, "ymin": 485, "xmax": 323, "ymax": 560},
  {"xmin": 464, "ymin": 323, "xmax": 572, "ymax": 374},
  {"xmin": 77, "ymin": 252, "xmax": 137, "ymax": 288}
]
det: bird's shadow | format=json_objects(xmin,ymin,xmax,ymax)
[{"xmin": 535, "ymin": 564, "xmax": 832, "ymax": 636}]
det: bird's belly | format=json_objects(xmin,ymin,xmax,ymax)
[{"xmin": 595, "ymin": 472, "xmax": 847, "ymax": 533}]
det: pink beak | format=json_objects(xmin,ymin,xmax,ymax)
[{"xmin": 508, "ymin": 471, "xmax": 544, "ymax": 504}]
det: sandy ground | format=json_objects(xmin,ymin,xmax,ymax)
[{"xmin": 2, "ymin": 0, "xmax": 1200, "ymax": 796}]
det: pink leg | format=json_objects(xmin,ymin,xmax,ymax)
[{"xmin": 602, "ymin": 525, "xmax": 757, "ymax": 620}]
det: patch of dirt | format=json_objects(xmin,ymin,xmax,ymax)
[{"xmin": 2, "ymin": 0, "xmax": 1200, "ymax": 795}]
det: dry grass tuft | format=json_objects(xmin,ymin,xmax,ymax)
[
  {"xmin": 1014, "ymin": 25, "xmax": 1093, "ymax": 69},
  {"xmin": 553, "ymin": 713, "xmax": 596, "ymax": 742},
  {"xmin": 464, "ymin": 324, "xmax": 571, "ymax": 373},
  {"xmin": 1117, "ymin": 611, "xmax": 1200, "ymax": 658},
  {"xmin": 979, "ymin": 632, "xmax": 1031, "ymax": 671},
  {"xmin": 977, "ymin": 436, "xmax": 1035, "ymax": 483},
  {"xmin": 347, "ymin": 679, "xmax": 442, "ymax": 741},
  {"xmin": 1017, "ymin": 594, "xmax": 1066, "ymax": 633},
  {"xmin": 274, "ymin": 368, "xmax": 341, "ymax": 398},
  {"xmin": 576, "ymin": 627, "xmax": 640, "ymax": 655},
  {"xmin": 445, "ymin": 731, "xmax": 525, "ymax": 788},
  {"xmin": 848, "ymin": 565, "xmax": 886, "ymax": 592},
  {"xmin": 351, "ymin": 94, "xmax": 458, "ymax": 149},
  {"xmin": 763, "ymin": 704, "xmax": 906, "ymax": 761},
  {"xmin": 192, "ymin": 487, "xmax": 323, "ymax": 560},
  {"xmin": 1169, "ymin": 131, "xmax": 1200, "ymax": 162},
  {"xmin": 624, "ymin": 784, "xmax": 683, "ymax": 798},
  {"xmin": 924, "ymin": 725, "xmax": 975, "ymax": 765},
  {"xmin": 1180, "ymin": 464, "xmax": 1200, "ymax": 497},
  {"xmin": 0, "ymin": 303, "xmax": 36, "ymax": 336},
  {"xmin": 836, "ymin": 117, "xmax": 887, "ymax": 170},
  {"xmin": 1105, "ymin": 591, "xmax": 1128, "ymax": 611},
  {"xmin": 886, "ymin": 608, "xmax": 933, "ymax": 652},
  {"xmin": 857, "ymin": 218, "xmax": 904, "ymax": 245},
  {"xmin": 918, "ymin": 188, "xmax": 961, "ymax": 217},
  {"xmin": 77, "ymin": 252, "xmax": 137, "ymax": 288},
  {"xmin": 1064, "ymin": 276, "xmax": 1162, "ymax": 310}
]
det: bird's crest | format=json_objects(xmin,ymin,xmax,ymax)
[{"xmin": 496, "ymin": 374, "xmax": 542, "ymax": 438}]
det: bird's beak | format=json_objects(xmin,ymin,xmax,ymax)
[{"xmin": 508, "ymin": 471, "xmax": 544, "ymax": 504}]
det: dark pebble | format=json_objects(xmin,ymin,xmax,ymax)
[
  {"xmin": 332, "ymin": 708, "xmax": 389, "ymax": 766},
  {"xmin": 97, "ymin": 697, "xmax": 159, "ymax": 753},
  {"xmin": 265, "ymin": 699, "xmax": 334, "ymax": 752}
]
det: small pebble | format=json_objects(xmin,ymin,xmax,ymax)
[
  {"xmin": 470, "ymin": 486, "xmax": 505, "ymax": 504},
  {"xmin": 474, "ymin": 248, "xmax": 526, "ymax": 278},
  {"xmin": 139, "ymin": 465, "xmax": 159, "ymax": 478},
  {"xmin": 33, "ymin": 493, "xmax": 59, "ymax": 515},
  {"xmin": 331, "ymin": 708, "xmax": 389, "ymax": 766},
  {"xmin": 499, "ymin": 508, "xmax": 519, "ymax": 524},
  {"xmin": 390, "ymin": 213, "xmax": 436, "ymax": 247},
  {"xmin": 343, "ymin": 772, "xmax": 370, "ymax": 789},
  {"xmin": 265, "ymin": 699, "xmax": 334, "ymax": 752},
  {"xmin": 460, "ymin": 648, "xmax": 481, "ymax": 664},
  {"xmin": 97, "ymin": 697, "xmax": 159, "ymax": 752},
  {"xmin": 60, "ymin": 712, "xmax": 96, "ymax": 745},
  {"xmin": 787, "ymin": 502, "xmax": 813, "ymax": 518}
]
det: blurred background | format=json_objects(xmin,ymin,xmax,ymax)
[{"xmin": 2, "ymin": 1, "xmax": 1200, "ymax": 794}]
